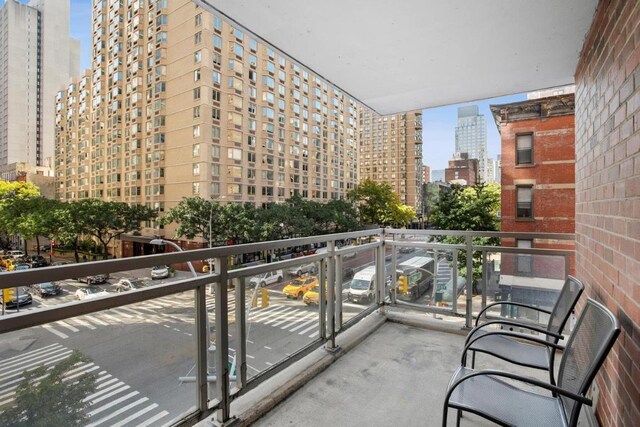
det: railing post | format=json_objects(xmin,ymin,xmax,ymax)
[
  {"xmin": 335, "ymin": 254, "xmax": 343, "ymax": 332},
  {"xmin": 235, "ymin": 276, "xmax": 247, "ymax": 390},
  {"xmin": 195, "ymin": 280, "xmax": 209, "ymax": 414},
  {"xmin": 390, "ymin": 230, "xmax": 397, "ymax": 305},
  {"xmin": 214, "ymin": 258, "xmax": 231, "ymax": 424},
  {"xmin": 465, "ymin": 235, "xmax": 473, "ymax": 329},
  {"xmin": 325, "ymin": 241, "xmax": 337, "ymax": 351},
  {"xmin": 452, "ymin": 249, "xmax": 458, "ymax": 314},
  {"xmin": 377, "ymin": 231, "xmax": 386, "ymax": 307},
  {"xmin": 319, "ymin": 242, "xmax": 330, "ymax": 341},
  {"xmin": 481, "ymin": 250, "xmax": 487, "ymax": 310},
  {"xmin": 564, "ymin": 253, "xmax": 571, "ymax": 278}
]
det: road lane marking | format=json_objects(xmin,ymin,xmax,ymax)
[
  {"xmin": 0, "ymin": 345, "xmax": 66, "ymax": 373},
  {"xmin": 290, "ymin": 317, "xmax": 317, "ymax": 332},
  {"xmin": 110, "ymin": 403, "xmax": 159, "ymax": 427},
  {"xmin": 0, "ymin": 343, "xmax": 60, "ymax": 364},
  {"xmin": 298, "ymin": 322, "xmax": 319, "ymax": 335},
  {"xmin": 263, "ymin": 307, "xmax": 299, "ymax": 325},
  {"xmin": 283, "ymin": 313, "xmax": 316, "ymax": 330},
  {"xmin": 136, "ymin": 410, "xmax": 170, "ymax": 427},
  {"xmin": 88, "ymin": 384, "xmax": 130, "ymax": 405},
  {"xmin": 83, "ymin": 314, "xmax": 109, "ymax": 326},
  {"xmin": 87, "ymin": 390, "xmax": 139, "ymax": 416},
  {"xmin": 70, "ymin": 318, "xmax": 96, "ymax": 330},
  {"xmin": 263, "ymin": 346, "xmax": 272, "ymax": 350},
  {"xmin": 83, "ymin": 381, "xmax": 126, "ymax": 402},
  {"xmin": 86, "ymin": 397, "xmax": 149, "ymax": 427},
  {"xmin": 271, "ymin": 309, "xmax": 311, "ymax": 327},
  {"xmin": 56, "ymin": 320, "xmax": 80, "ymax": 332},
  {"xmin": 1, "ymin": 350, "xmax": 72, "ymax": 379}
]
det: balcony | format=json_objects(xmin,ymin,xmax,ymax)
[{"xmin": 0, "ymin": 229, "xmax": 575, "ymax": 426}]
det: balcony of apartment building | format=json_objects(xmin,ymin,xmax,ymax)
[
  {"xmin": 1, "ymin": 229, "xmax": 578, "ymax": 427},
  {"xmin": 2, "ymin": 0, "xmax": 639, "ymax": 426}
]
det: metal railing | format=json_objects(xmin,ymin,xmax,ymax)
[{"xmin": 0, "ymin": 228, "xmax": 574, "ymax": 425}]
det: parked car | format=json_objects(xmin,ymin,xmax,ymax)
[
  {"xmin": 74, "ymin": 287, "xmax": 109, "ymax": 300},
  {"xmin": 282, "ymin": 276, "xmax": 319, "ymax": 299},
  {"xmin": 249, "ymin": 270, "xmax": 283, "ymax": 287},
  {"xmin": 115, "ymin": 278, "xmax": 150, "ymax": 292},
  {"xmin": 151, "ymin": 265, "xmax": 170, "ymax": 280},
  {"xmin": 287, "ymin": 262, "xmax": 317, "ymax": 277},
  {"xmin": 28, "ymin": 255, "xmax": 49, "ymax": 268},
  {"xmin": 8, "ymin": 250, "xmax": 25, "ymax": 260},
  {"xmin": 77, "ymin": 273, "xmax": 109, "ymax": 285},
  {"xmin": 30, "ymin": 282, "xmax": 62, "ymax": 297},
  {"xmin": 14, "ymin": 263, "xmax": 30, "ymax": 271},
  {"xmin": 1, "ymin": 292, "xmax": 33, "ymax": 309}
]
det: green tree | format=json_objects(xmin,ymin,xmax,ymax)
[
  {"xmin": 79, "ymin": 199, "xmax": 157, "ymax": 259},
  {"xmin": 0, "ymin": 181, "xmax": 42, "ymax": 250},
  {"xmin": 0, "ymin": 350, "xmax": 97, "ymax": 427},
  {"xmin": 220, "ymin": 203, "xmax": 258, "ymax": 244},
  {"xmin": 430, "ymin": 183, "xmax": 501, "ymax": 284},
  {"xmin": 348, "ymin": 179, "xmax": 416, "ymax": 226},
  {"xmin": 160, "ymin": 197, "xmax": 224, "ymax": 245},
  {"xmin": 54, "ymin": 201, "xmax": 91, "ymax": 263},
  {"xmin": 422, "ymin": 182, "xmax": 441, "ymax": 224},
  {"xmin": 325, "ymin": 199, "xmax": 362, "ymax": 233}
]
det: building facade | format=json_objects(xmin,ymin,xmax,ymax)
[
  {"xmin": 421, "ymin": 165, "xmax": 430, "ymax": 183},
  {"xmin": 0, "ymin": 0, "xmax": 79, "ymax": 168},
  {"xmin": 357, "ymin": 109, "xmax": 423, "ymax": 212},
  {"xmin": 454, "ymin": 105, "xmax": 487, "ymax": 182},
  {"xmin": 430, "ymin": 169, "xmax": 444, "ymax": 182},
  {"xmin": 444, "ymin": 152, "xmax": 478, "ymax": 185},
  {"xmin": 490, "ymin": 94, "xmax": 575, "ymax": 309},
  {"xmin": 55, "ymin": 0, "xmax": 359, "ymax": 240}
]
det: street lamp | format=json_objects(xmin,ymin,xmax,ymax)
[{"xmin": 149, "ymin": 238, "xmax": 197, "ymax": 277}]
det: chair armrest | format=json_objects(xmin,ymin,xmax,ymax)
[
  {"xmin": 464, "ymin": 330, "xmax": 565, "ymax": 356},
  {"xmin": 475, "ymin": 301, "xmax": 552, "ymax": 326},
  {"xmin": 465, "ymin": 319, "xmax": 563, "ymax": 345},
  {"xmin": 446, "ymin": 368, "xmax": 592, "ymax": 406}
]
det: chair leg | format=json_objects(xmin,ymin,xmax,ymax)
[
  {"xmin": 456, "ymin": 409, "xmax": 462, "ymax": 427},
  {"xmin": 442, "ymin": 404, "xmax": 448, "ymax": 427}
]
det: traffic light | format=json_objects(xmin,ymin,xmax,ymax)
[{"xmin": 398, "ymin": 276, "xmax": 408, "ymax": 294}]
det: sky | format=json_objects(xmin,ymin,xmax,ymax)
[{"xmin": 6, "ymin": 0, "xmax": 527, "ymax": 172}]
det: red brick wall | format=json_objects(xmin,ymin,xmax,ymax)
[
  {"xmin": 500, "ymin": 115, "xmax": 576, "ymax": 234},
  {"xmin": 575, "ymin": 0, "xmax": 640, "ymax": 425}
]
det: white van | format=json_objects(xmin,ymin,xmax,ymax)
[{"xmin": 347, "ymin": 266, "xmax": 377, "ymax": 304}]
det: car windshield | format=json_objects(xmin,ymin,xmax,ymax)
[
  {"xmin": 40, "ymin": 282, "xmax": 55, "ymax": 289},
  {"xmin": 350, "ymin": 279, "xmax": 370, "ymax": 290},
  {"xmin": 289, "ymin": 279, "xmax": 305, "ymax": 287}
]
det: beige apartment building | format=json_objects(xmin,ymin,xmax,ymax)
[
  {"xmin": 55, "ymin": 0, "xmax": 421, "ymax": 244},
  {"xmin": 358, "ymin": 109, "xmax": 423, "ymax": 212}
]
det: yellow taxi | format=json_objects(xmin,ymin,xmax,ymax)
[
  {"xmin": 282, "ymin": 276, "xmax": 318, "ymax": 299},
  {"xmin": 0, "ymin": 256, "xmax": 15, "ymax": 271},
  {"xmin": 303, "ymin": 284, "xmax": 328, "ymax": 306}
]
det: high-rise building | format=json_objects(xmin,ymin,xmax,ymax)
[
  {"xmin": 358, "ymin": 109, "xmax": 423, "ymax": 212},
  {"xmin": 0, "ymin": 0, "xmax": 79, "ymax": 168},
  {"xmin": 55, "ymin": 0, "xmax": 359, "ymax": 240},
  {"xmin": 431, "ymin": 169, "xmax": 445, "ymax": 182},
  {"xmin": 421, "ymin": 165, "xmax": 430, "ymax": 183},
  {"xmin": 445, "ymin": 152, "xmax": 478, "ymax": 185},
  {"xmin": 454, "ymin": 105, "xmax": 487, "ymax": 182}
]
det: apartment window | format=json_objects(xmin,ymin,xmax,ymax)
[
  {"xmin": 213, "ymin": 34, "xmax": 222, "ymax": 49},
  {"xmin": 192, "ymin": 182, "xmax": 200, "ymax": 195},
  {"xmin": 516, "ymin": 134, "xmax": 533, "ymax": 165},
  {"xmin": 192, "ymin": 163, "xmax": 200, "ymax": 176},
  {"xmin": 228, "ymin": 184, "xmax": 241, "ymax": 195},
  {"xmin": 516, "ymin": 186, "xmax": 533, "ymax": 218},
  {"xmin": 195, "ymin": 13, "xmax": 202, "ymax": 27},
  {"xmin": 212, "ymin": 90, "xmax": 221, "ymax": 102},
  {"xmin": 193, "ymin": 125, "xmax": 200, "ymax": 138},
  {"xmin": 192, "ymin": 143, "xmax": 200, "ymax": 157},
  {"xmin": 193, "ymin": 87, "xmax": 201, "ymax": 100},
  {"xmin": 193, "ymin": 106, "xmax": 200, "ymax": 118},
  {"xmin": 516, "ymin": 240, "xmax": 533, "ymax": 274},
  {"xmin": 212, "ymin": 108, "xmax": 220, "ymax": 120},
  {"xmin": 194, "ymin": 31, "xmax": 202, "ymax": 44},
  {"xmin": 194, "ymin": 69, "xmax": 201, "ymax": 81},
  {"xmin": 194, "ymin": 50, "xmax": 202, "ymax": 63},
  {"xmin": 212, "ymin": 71, "xmax": 221, "ymax": 85}
]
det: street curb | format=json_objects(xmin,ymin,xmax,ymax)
[{"xmin": 228, "ymin": 312, "xmax": 387, "ymax": 426}]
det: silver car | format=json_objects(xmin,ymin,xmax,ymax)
[{"xmin": 151, "ymin": 265, "xmax": 170, "ymax": 279}]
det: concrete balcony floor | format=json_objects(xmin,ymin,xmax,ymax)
[{"xmin": 225, "ymin": 308, "xmax": 558, "ymax": 427}]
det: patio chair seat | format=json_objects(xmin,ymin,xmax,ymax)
[
  {"xmin": 448, "ymin": 367, "xmax": 566, "ymax": 427},
  {"xmin": 466, "ymin": 329, "xmax": 551, "ymax": 370}
]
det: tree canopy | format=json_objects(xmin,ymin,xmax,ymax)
[
  {"xmin": 0, "ymin": 350, "xmax": 97, "ymax": 427},
  {"xmin": 347, "ymin": 178, "xmax": 416, "ymax": 227}
]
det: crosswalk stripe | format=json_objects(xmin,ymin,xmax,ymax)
[
  {"xmin": 63, "ymin": 362, "xmax": 94, "ymax": 377},
  {"xmin": 110, "ymin": 308, "xmax": 133, "ymax": 319},
  {"xmin": 309, "ymin": 330, "xmax": 320, "ymax": 338},
  {"xmin": 261, "ymin": 307, "xmax": 297, "ymax": 325},
  {"xmin": 298, "ymin": 322, "xmax": 319, "ymax": 335},
  {"xmin": 1, "ymin": 352, "xmax": 73, "ymax": 387},
  {"xmin": 41, "ymin": 324, "xmax": 69, "ymax": 338},
  {"xmin": 289, "ymin": 316, "xmax": 317, "ymax": 332},
  {"xmin": 64, "ymin": 364, "xmax": 100, "ymax": 381},
  {"xmin": 99, "ymin": 313, "xmax": 121, "ymax": 323},
  {"xmin": 56, "ymin": 320, "xmax": 80, "ymax": 332},
  {"xmin": 95, "ymin": 377, "xmax": 118, "ymax": 389},
  {"xmin": 136, "ymin": 410, "xmax": 170, "ymax": 427},
  {"xmin": 0, "ymin": 348, "xmax": 71, "ymax": 376},
  {"xmin": 0, "ymin": 344, "xmax": 64, "ymax": 372},
  {"xmin": 249, "ymin": 305, "xmax": 288, "ymax": 321},
  {"xmin": 110, "ymin": 403, "xmax": 159, "ymax": 427},
  {"xmin": 281, "ymin": 312, "xmax": 316, "ymax": 330},
  {"xmin": 83, "ymin": 314, "xmax": 109, "ymax": 326},
  {"xmin": 0, "ymin": 343, "xmax": 60, "ymax": 364},
  {"xmin": 86, "ymin": 397, "xmax": 148, "ymax": 427},
  {"xmin": 271, "ymin": 309, "xmax": 310, "ymax": 327},
  {"xmin": 70, "ymin": 318, "xmax": 96, "ymax": 330},
  {"xmin": 83, "ymin": 381, "xmax": 126, "ymax": 403},
  {"xmin": 89, "ymin": 384, "xmax": 130, "ymax": 406},
  {"xmin": 87, "ymin": 390, "xmax": 138, "ymax": 416}
]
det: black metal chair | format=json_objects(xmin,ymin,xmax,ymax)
[
  {"xmin": 462, "ymin": 276, "xmax": 583, "ymax": 385},
  {"xmin": 443, "ymin": 298, "xmax": 620, "ymax": 427}
]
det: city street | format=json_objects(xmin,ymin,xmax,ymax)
[{"xmin": 0, "ymin": 247, "xmax": 453, "ymax": 425}]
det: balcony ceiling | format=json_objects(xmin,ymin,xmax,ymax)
[{"xmin": 195, "ymin": 0, "xmax": 597, "ymax": 115}]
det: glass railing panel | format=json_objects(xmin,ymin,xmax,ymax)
[
  {"xmin": 477, "ymin": 252, "xmax": 567, "ymax": 329},
  {"xmin": 240, "ymin": 265, "xmax": 321, "ymax": 381},
  {"xmin": 0, "ymin": 297, "xmax": 198, "ymax": 426},
  {"xmin": 342, "ymin": 247, "xmax": 377, "ymax": 318}
]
